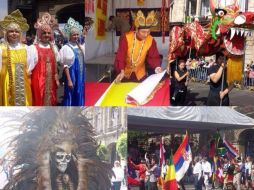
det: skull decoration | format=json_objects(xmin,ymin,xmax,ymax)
[{"xmin": 55, "ymin": 151, "xmax": 72, "ymax": 173}]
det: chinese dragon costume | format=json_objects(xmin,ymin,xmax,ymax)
[{"xmin": 168, "ymin": 0, "xmax": 254, "ymax": 82}]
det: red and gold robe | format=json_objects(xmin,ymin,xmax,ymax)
[{"xmin": 114, "ymin": 31, "xmax": 161, "ymax": 82}]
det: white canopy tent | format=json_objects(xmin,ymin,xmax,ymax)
[{"xmin": 127, "ymin": 107, "xmax": 254, "ymax": 133}]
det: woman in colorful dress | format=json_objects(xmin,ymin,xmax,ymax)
[
  {"xmin": 59, "ymin": 17, "xmax": 85, "ymax": 106},
  {"xmin": 0, "ymin": 10, "xmax": 35, "ymax": 106},
  {"xmin": 30, "ymin": 13, "xmax": 60, "ymax": 106}
]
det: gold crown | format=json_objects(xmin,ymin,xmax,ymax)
[
  {"xmin": 131, "ymin": 10, "xmax": 158, "ymax": 28},
  {"xmin": 0, "ymin": 9, "xmax": 29, "ymax": 32}
]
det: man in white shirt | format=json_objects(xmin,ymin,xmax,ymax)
[
  {"xmin": 202, "ymin": 157, "xmax": 212, "ymax": 190},
  {"xmin": 245, "ymin": 156, "xmax": 252, "ymax": 189},
  {"xmin": 193, "ymin": 156, "xmax": 202, "ymax": 190},
  {"xmin": 111, "ymin": 160, "xmax": 124, "ymax": 190}
]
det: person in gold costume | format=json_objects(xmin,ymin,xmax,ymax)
[
  {"xmin": 114, "ymin": 10, "xmax": 162, "ymax": 83},
  {"xmin": 0, "ymin": 10, "xmax": 35, "ymax": 106}
]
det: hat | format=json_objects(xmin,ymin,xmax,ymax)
[
  {"xmin": 64, "ymin": 17, "xmax": 83, "ymax": 36},
  {"xmin": 0, "ymin": 9, "xmax": 29, "ymax": 32},
  {"xmin": 131, "ymin": 10, "xmax": 158, "ymax": 29},
  {"xmin": 34, "ymin": 12, "xmax": 58, "ymax": 31}
]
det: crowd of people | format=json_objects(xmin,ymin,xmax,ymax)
[
  {"xmin": 128, "ymin": 137, "xmax": 254, "ymax": 190},
  {"xmin": 193, "ymin": 155, "xmax": 254, "ymax": 190},
  {"xmin": 0, "ymin": 10, "xmax": 85, "ymax": 106}
]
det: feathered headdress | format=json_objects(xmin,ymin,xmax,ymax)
[
  {"xmin": 1, "ymin": 107, "xmax": 112, "ymax": 190},
  {"xmin": 131, "ymin": 10, "xmax": 158, "ymax": 29},
  {"xmin": 0, "ymin": 9, "xmax": 29, "ymax": 32}
]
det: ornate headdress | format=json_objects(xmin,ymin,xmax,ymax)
[
  {"xmin": 0, "ymin": 9, "xmax": 29, "ymax": 32},
  {"xmin": 64, "ymin": 17, "xmax": 83, "ymax": 36},
  {"xmin": 1, "ymin": 107, "xmax": 112, "ymax": 190},
  {"xmin": 131, "ymin": 10, "xmax": 158, "ymax": 29},
  {"xmin": 34, "ymin": 12, "xmax": 58, "ymax": 42},
  {"xmin": 34, "ymin": 12, "xmax": 58, "ymax": 32}
]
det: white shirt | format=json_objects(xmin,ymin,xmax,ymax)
[
  {"xmin": 111, "ymin": 166, "xmax": 124, "ymax": 182},
  {"xmin": 59, "ymin": 42, "xmax": 85, "ymax": 68},
  {"xmin": 202, "ymin": 161, "xmax": 212, "ymax": 177},
  {"xmin": 245, "ymin": 161, "xmax": 252, "ymax": 175},
  {"xmin": 0, "ymin": 43, "xmax": 35, "ymax": 74},
  {"xmin": 148, "ymin": 164, "xmax": 158, "ymax": 182},
  {"xmin": 193, "ymin": 162, "xmax": 202, "ymax": 179},
  {"xmin": 28, "ymin": 43, "xmax": 60, "ymax": 68}
]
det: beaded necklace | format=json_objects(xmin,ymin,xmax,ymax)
[{"xmin": 131, "ymin": 32, "xmax": 145, "ymax": 67}]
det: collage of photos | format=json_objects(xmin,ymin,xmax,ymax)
[{"xmin": 0, "ymin": 0, "xmax": 253, "ymax": 190}]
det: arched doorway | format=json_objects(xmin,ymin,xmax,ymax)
[
  {"xmin": 56, "ymin": 3, "xmax": 84, "ymax": 24},
  {"xmin": 239, "ymin": 129, "xmax": 254, "ymax": 157}
]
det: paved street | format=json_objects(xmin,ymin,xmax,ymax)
[{"xmin": 185, "ymin": 81, "xmax": 254, "ymax": 106}]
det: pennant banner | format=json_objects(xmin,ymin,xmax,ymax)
[{"xmin": 95, "ymin": 0, "xmax": 107, "ymax": 40}]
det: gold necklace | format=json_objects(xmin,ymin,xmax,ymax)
[{"xmin": 131, "ymin": 32, "xmax": 145, "ymax": 67}]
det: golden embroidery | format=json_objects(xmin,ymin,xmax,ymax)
[
  {"xmin": 15, "ymin": 63, "xmax": 25, "ymax": 105},
  {"xmin": 44, "ymin": 54, "xmax": 52, "ymax": 106}
]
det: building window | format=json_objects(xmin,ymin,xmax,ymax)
[
  {"xmin": 188, "ymin": 0, "xmax": 197, "ymax": 16},
  {"xmin": 201, "ymin": 0, "xmax": 209, "ymax": 17}
]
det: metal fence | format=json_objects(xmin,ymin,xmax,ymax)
[{"xmin": 188, "ymin": 67, "xmax": 254, "ymax": 89}]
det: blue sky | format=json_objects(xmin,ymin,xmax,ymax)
[{"xmin": 0, "ymin": 0, "xmax": 8, "ymax": 20}]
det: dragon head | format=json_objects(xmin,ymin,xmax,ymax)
[{"xmin": 210, "ymin": 0, "xmax": 254, "ymax": 56}]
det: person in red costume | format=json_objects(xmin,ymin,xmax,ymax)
[
  {"xmin": 114, "ymin": 10, "xmax": 162, "ymax": 83},
  {"xmin": 129, "ymin": 158, "xmax": 147, "ymax": 190},
  {"xmin": 30, "ymin": 13, "xmax": 60, "ymax": 106}
]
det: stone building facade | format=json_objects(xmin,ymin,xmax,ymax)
[{"xmin": 85, "ymin": 107, "xmax": 127, "ymax": 163}]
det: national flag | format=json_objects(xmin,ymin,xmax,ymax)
[
  {"xmin": 223, "ymin": 135, "xmax": 238, "ymax": 157},
  {"xmin": 212, "ymin": 156, "xmax": 224, "ymax": 183},
  {"xmin": 173, "ymin": 132, "xmax": 192, "ymax": 182},
  {"xmin": 164, "ymin": 151, "xmax": 178, "ymax": 190},
  {"xmin": 160, "ymin": 137, "xmax": 165, "ymax": 167},
  {"xmin": 158, "ymin": 137, "xmax": 166, "ymax": 188}
]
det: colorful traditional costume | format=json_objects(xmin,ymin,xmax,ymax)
[
  {"xmin": 59, "ymin": 18, "xmax": 85, "ymax": 106},
  {"xmin": 114, "ymin": 10, "xmax": 161, "ymax": 82},
  {"xmin": 30, "ymin": 13, "xmax": 60, "ymax": 106},
  {"xmin": 1, "ymin": 108, "xmax": 112, "ymax": 190},
  {"xmin": 0, "ymin": 10, "xmax": 35, "ymax": 106}
]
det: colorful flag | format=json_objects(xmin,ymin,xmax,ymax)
[
  {"xmin": 160, "ymin": 137, "xmax": 165, "ymax": 166},
  {"xmin": 158, "ymin": 137, "xmax": 166, "ymax": 188},
  {"xmin": 173, "ymin": 132, "xmax": 192, "ymax": 182},
  {"xmin": 164, "ymin": 152, "xmax": 178, "ymax": 190},
  {"xmin": 223, "ymin": 135, "xmax": 239, "ymax": 157}
]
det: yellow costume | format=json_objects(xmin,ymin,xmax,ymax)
[
  {"xmin": 125, "ymin": 31, "xmax": 153, "ymax": 80},
  {"xmin": 0, "ymin": 44, "xmax": 32, "ymax": 105},
  {"xmin": 0, "ymin": 10, "xmax": 32, "ymax": 106}
]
